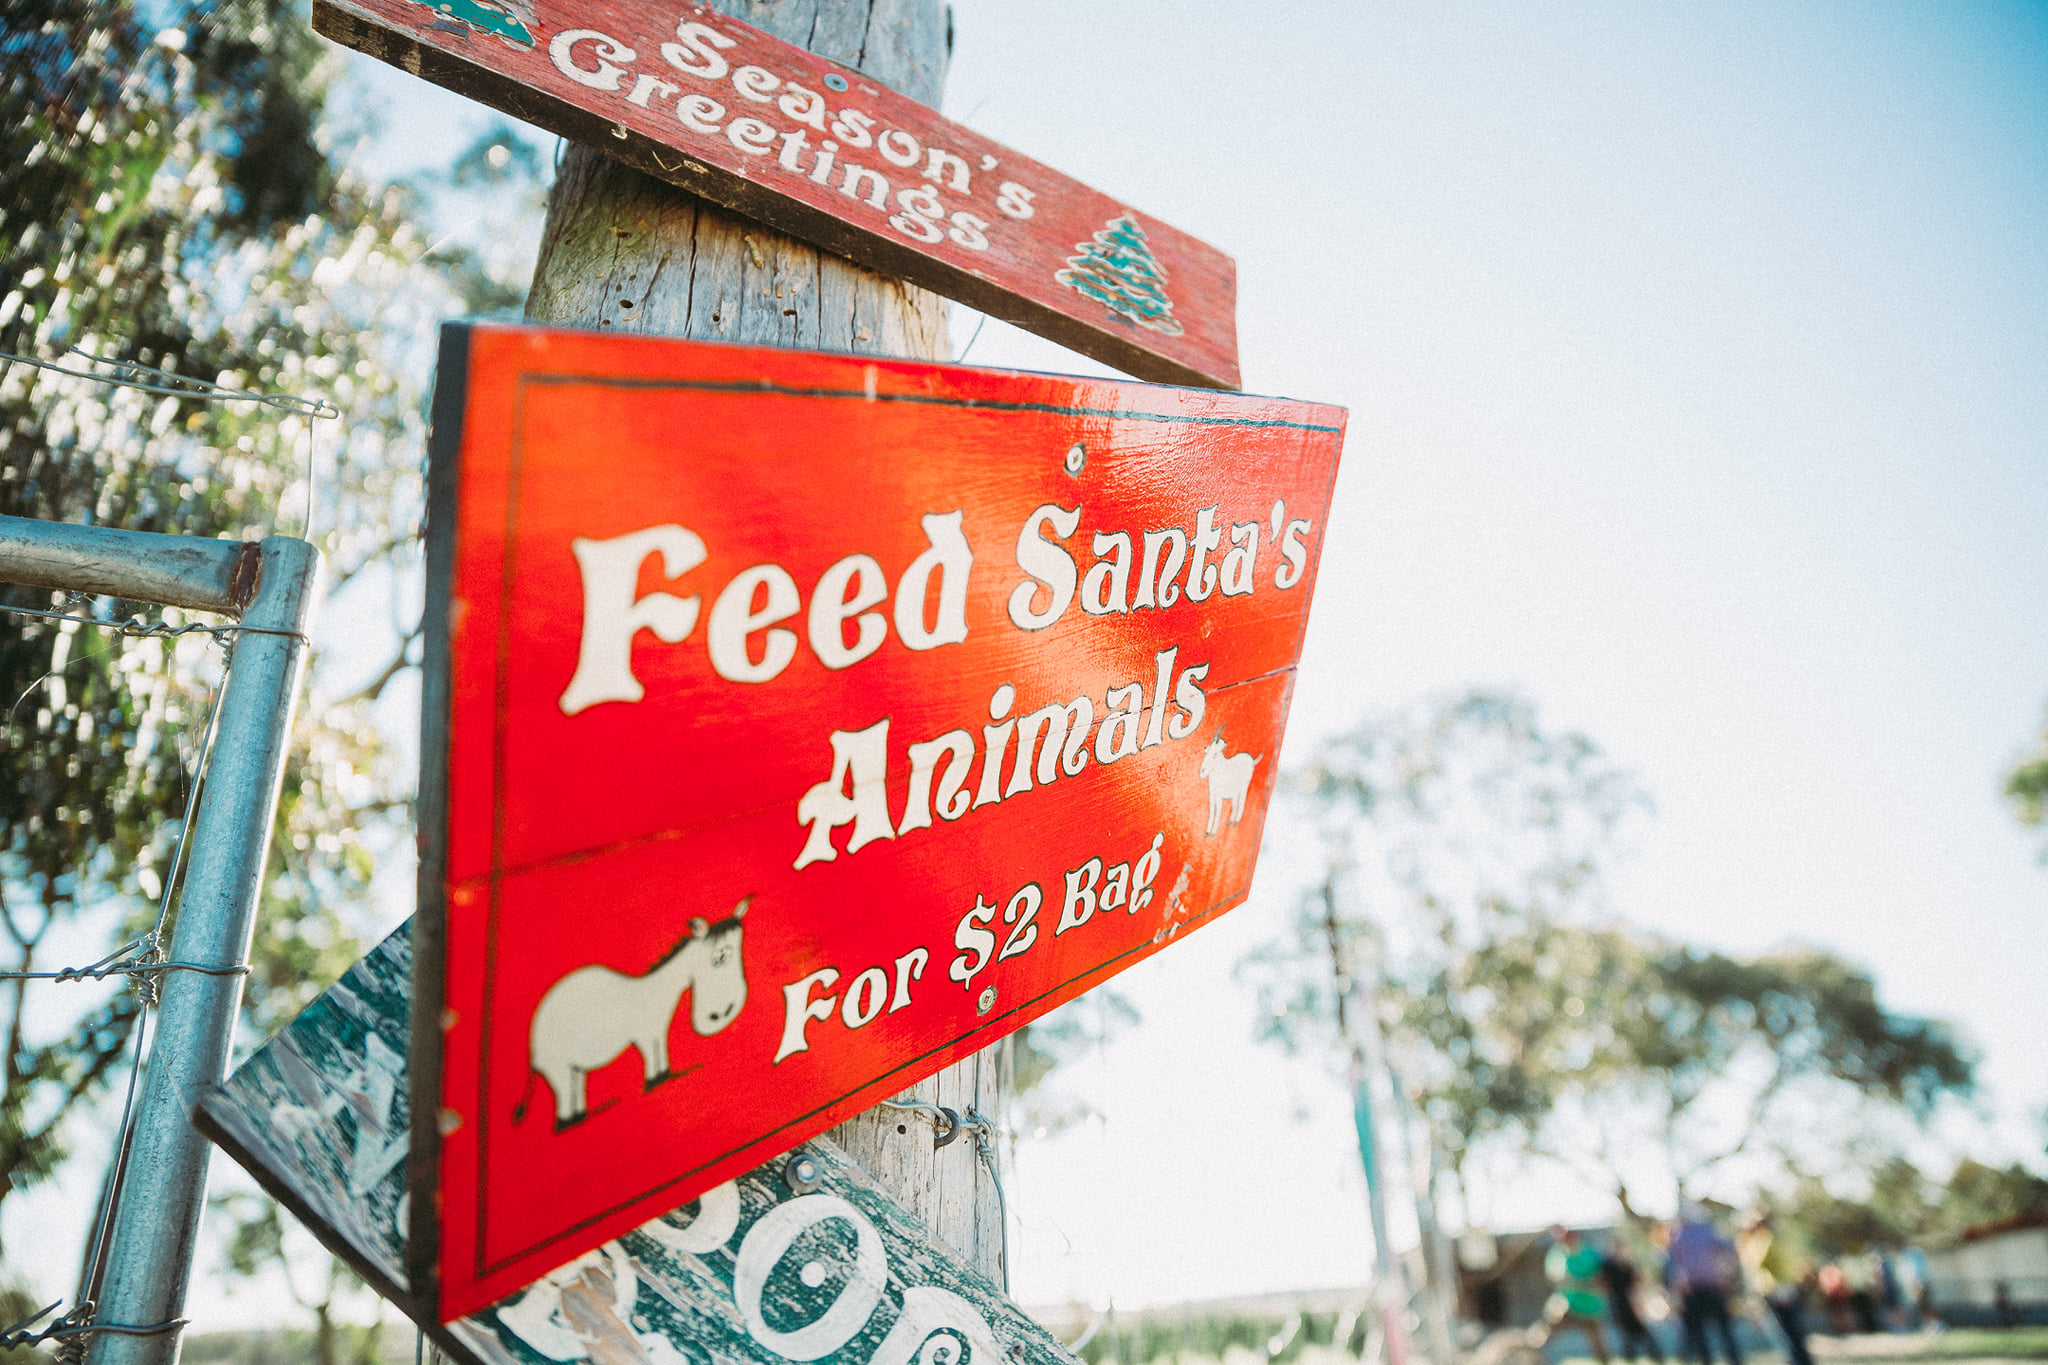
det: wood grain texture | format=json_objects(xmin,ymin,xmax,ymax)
[
  {"xmin": 199, "ymin": 923, "xmax": 1070, "ymax": 1365},
  {"xmin": 513, "ymin": 0, "xmax": 1003, "ymax": 1301},
  {"xmin": 310, "ymin": 0, "xmax": 1239, "ymax": 387},
  {"xmin": 413, "ymin": 327, "xmax": 1342, "ymax": 1314}
]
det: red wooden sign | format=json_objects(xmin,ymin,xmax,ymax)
[
  {"xmin": 415, "ymin": 323, "xmax": 1343, "ymax": 1318},
  {"xmin": 313, "ymin": 0, "xmax": 1240, "ymax": 390}
]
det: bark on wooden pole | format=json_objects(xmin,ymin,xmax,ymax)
[{"xmin": 521, "ymin": 0, "xmax": 1009, "ymax": 1286}]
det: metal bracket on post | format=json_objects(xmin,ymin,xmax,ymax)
[{"xmin": 0, "ymin": 515, "xmax": 322, "ymax": 1365}]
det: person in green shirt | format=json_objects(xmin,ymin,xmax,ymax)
[{"xmin": 1545, "ymin": 1226, "xmax": 1613, "ymax": 1365}]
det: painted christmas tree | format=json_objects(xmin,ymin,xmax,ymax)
[{"xmin": 1056, "ymin": 214, "xmax": 1186, "ymax": 337}]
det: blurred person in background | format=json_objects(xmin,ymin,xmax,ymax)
[
  {"xmin": 1739, "ymin": 1210, "xmax": 1813, "ymax": 1365},
  {"xmin": 1545, "ymin": 1226, "xmax": 1613, "ymax": 1365},
  {"xmin": 1602, "ymin": 1238, "xmax": 1666, "ymax": 1363},
  {"xmin": 1668, "ymin": 1207, "xmax": 1745, "ymax": 1365}
]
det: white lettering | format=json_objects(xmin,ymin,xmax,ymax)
[
  {"xmin": 733, "ymin": 1195, "xmax": 886, "ymax": 1358},
  {"xmin": 731, "ymin": 64, "xmax": 780, "ymax": 102},
  {"xmin": 626, "ymin": 74, "xmax": 678, "ymax": 107},
  {"xmin": 778, "ymin": 83, "xmax": 828, "ymax": 130},
  {"xmin": 1096, "ymin": 682, "xmax": 1143, "ymax": 763},
  {"xmin": 549, "ymin": 30, "xmax": 635, "ymax": 91},
  {"xmin": 924, "ymin": 147, "xmax": 970, "ymax": 193},
  {"xmin": 559, "ymin": 525, "xmax": 705, "ymax": 715},
  {"xmin": 1008, "ymin": 503, "xmax": 1080, "ymax": 629},
  {"xmin": 1277, "ymin": 518, "xmax": 1312, "ymax": 589},
  {"xmin": 894, "ymin": 510, "xmax": 972, "ymax": 650},
  {"xmin": 899, "ymin": 729, "xmax": 975, "ymax": 832},
  {"xmin": 726, "ymin": 116, "xmax": 777, "ymax": 155},
  {"xmin": 707, "ymin": 563, "xmax": 800, "ymax": 682},
  {"xmin": 677, "ymin": 93, "xmax": 724, "ymax": 134},
  {"xmin": 1136, "ymin": 527, "xmax": 1186, "ymax": 609},
  {"xmin": 950, "ymin": 895, "xmax": 997, "ymax": 987},
  {"xmin": 947, "ymin": 211, "xmax": 989, "ymax": 251},
  {"xmin": 661, "ymin": 21, "xmax": 736, "ymax": 80},
  {"xmin": 1057, "ymin": 857, "xmax": 1102, "ymax": 934},
  {"xmin": 889, "ymin": 185, "xmax": 945, "ymax": 243},
  {"xmin": 996, "ymin": 884, "xmax": 1041, "ymax": 961},
  {"xmin": 829, "ymin": 108, "xmax": 875, "ymax": 147},
  {"xmin": 890, "ymin": 948, "xmax": 927, "ymax": 1011},
  {"xmin": 1221, "ymin": 520, "xmax": 1258, "ymax": 595},
  {"xmin": 774, "ymin": 968, "xmax": 840, "ymax": 1063},
  {"xmin": 1169, "ymin": 662, "xmax": 1209, "ymax": 740},
  {"xmin": 1144, "ymin": 645, "xmax": 1178, "ymax": 749},
  {"xmin": 877, "ymin": 128, "xmax": 920, "ymax": 168},
  {"xmin": 839, "ymin": 162, "xmax": 888, "ymax": 208},
  {"xmin": 1009, "ymin": 696, "xmax": 1092, "ymax": 795},
  {"xmin": 1185, "ymin": 506, "xmax": 1223, "ymax": 602},
  {"xmin": 794, "ymin": 719, "xmax": 895, "ymax": 868},
  {"xmin": 1081, "ymin": 530, "xmax": 1133, "ymax": 615},
  {"xmin": 995, "ymin": 181, "xmax": 1035, "ymax": 218},
  {"xmin": 840, "ymin": 967, "xmax": 888, "ymax": 1028},
  {"xmin": 808, "ymin": 553, "xmax": 888, "ymax": 669}
]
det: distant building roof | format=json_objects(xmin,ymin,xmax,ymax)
[{"xmin": 1959, "ymin": 1209, "xmax": 2048, "ymax": 1245}]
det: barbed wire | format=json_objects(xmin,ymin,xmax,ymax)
[
  {"xmin": 0, "ymin": 932, "xmax": 251, "ymax": 984},
  {"xmin": 2, "ymin": 601, "xmax": 311, "ymax": 645},
  {"xmin": 0, "ymin": 644, "xmax": 236, "ymax": 1351},
  {"xmin": 0, "ymin": 337, "xmax": 322, "ymax": 1344},
  {"xmin": 0, "ymin": 345, "xmax": 340, "ymax": 419}
]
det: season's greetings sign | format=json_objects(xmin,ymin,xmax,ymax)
[
  {"xmin": 416, "ymin": 323, "xmax": 1344, "ymax": 1317},
  {"xmin": 313, "ymin": 0, "xmax": 1240, "ymax": 389}
]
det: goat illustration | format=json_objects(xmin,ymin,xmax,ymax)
[
  {"xmin": 516, "ymin": 898, "xmax": 749, "ymax": 1129},
  {"xmin": 1198, "ymin": 736, "xmax": 1260, "ymax": 837}
]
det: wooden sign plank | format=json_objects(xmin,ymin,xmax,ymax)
[
  {"xmin": 197, "ymin": 921, "xmax": 1087, "ymax": 1365},
  {"xmin": 310, "ymin": 0, "xmax": 1240, "ymax": 390},
  {"xmin": 416, "ymin": 323, "xmax": 1345, "ymax": 1318}
]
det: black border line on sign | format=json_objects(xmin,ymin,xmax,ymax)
[{"xmin": 417, "ymin": 326, "xmax": 1338, "ymax": 1306}]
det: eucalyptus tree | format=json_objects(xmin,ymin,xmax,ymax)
[
  {"xmin": 0, "ymin": 0, "xmax": 459, "ymax": 1262},
  {"xmin": 1245, "ymin": 690, "xmax": 1973, "ymax": 1227},
  {"xmin": 1241, "ymin": 690, "xmax": 1651, "ymax": 1207}
]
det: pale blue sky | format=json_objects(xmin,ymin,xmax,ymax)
[
  {"xmin": 934, "ymin": 0, "xmax": 2048, "ymax": 1306},
  {"xmin": 18, "ymin": 0, "xmax": 2044, "ymax": 1327}
]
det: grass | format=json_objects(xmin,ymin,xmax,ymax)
[{"xmin": 1820, "ymin": 1328, "xmax": 2048, "ymax": 1361}]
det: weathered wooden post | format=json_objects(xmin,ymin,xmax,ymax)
[{"xmin": 519, "ymin": 0, "xmax": 1006, "ymax": 1282}]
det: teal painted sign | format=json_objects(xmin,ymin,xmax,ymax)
[{"xmin": 197, "ymin": 923, "xmax": 1079, "ymax": 1365}]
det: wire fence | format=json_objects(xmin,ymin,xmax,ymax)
[{"xmin": 0, "ymin": 352, "xmax": 331, "ymax": 1356}]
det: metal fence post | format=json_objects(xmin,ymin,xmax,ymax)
[{"xmin": 57, "ymin": 535, "xmax": 323, "ymax": 1365}]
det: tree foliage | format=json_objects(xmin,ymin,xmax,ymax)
[
  {"xmin": 1242, "ymin": 691, "xmax": 1651, "ymax": 1183},
  {"xmin": 1566, "ymin": 941, "xmax": 1974, "ymax": 1215},
  {"xmin": 2007, "ymin": 702, "xmax": 2048, "ymax": 859},
  {"xmin": 1775, "ymin": 1155, "xmax": 2048, "ymax": 1256},
  {"xmin": 0, "ymin": 0, "xmax": 462, "ymax": 1265},
  {"xmin": 1245, "ymin": 689, "xmax": 1975, "ymax": 1223}
]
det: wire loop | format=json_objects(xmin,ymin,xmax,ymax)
[{"xmin": 878, "ymin": 1098, "xmax": 1011, "ymax": 1290}]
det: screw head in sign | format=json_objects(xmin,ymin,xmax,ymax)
[
  {"xmin": 1063, "ymin": 442, "xmax": 1086, "ymax": 476},
  {"xmin": 977, "ymin": 986, "xmax": 997, "ymax": 1015},
  {"xmin": 823, "ymin": 72, "xmax": 849, "ymax": 92},
  {"xmin": 784, "ymin": 1153, "xmax": 823, "ymax": 1193}
]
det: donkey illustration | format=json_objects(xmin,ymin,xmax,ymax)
[
  {"xmin": 1198, "ymin": 736, "xmax": 1260, "ymax": 837},
  {"xmin": 517, "ymin": 898, "xmax": 749, "ymax": 1129}
]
